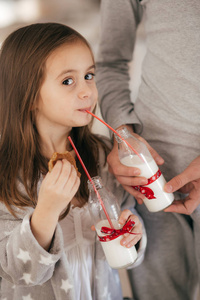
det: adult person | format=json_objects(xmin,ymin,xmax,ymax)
[{"xmin": 96, "ymin": 1, "xmax": 200, "ymax": 299}]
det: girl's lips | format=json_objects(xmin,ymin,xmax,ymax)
[{"xmin": 78, "ymin": 107, "xmax": 91, "ymax": 113}]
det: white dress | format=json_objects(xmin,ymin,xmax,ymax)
[{"xmin": 59, "ymin": 204, "xmax": 96, "ymax": 300}]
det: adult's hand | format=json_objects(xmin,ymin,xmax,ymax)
[
  {"xmin": 164, "ymin": 156, "xmax": 200, "ymax": 215},
  {"xmin": 107, "ymin": 125, "xmax": 164, "ymax": 204}
]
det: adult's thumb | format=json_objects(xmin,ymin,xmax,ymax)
[{"xmin": 165, "ymin": 172, "xmax": 190, "ymax": 193}]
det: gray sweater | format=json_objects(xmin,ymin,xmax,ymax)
[
  {"xmin": 0, "ymin": 141, "xmax": 146, "ymax": 300},
  {"xmin": 96, "ymin": 0, "xmax": 200, "ymax": 299}
]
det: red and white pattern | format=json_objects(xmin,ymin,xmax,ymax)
[
  {"xmin": 98, "ymin": 219, "xmax": 139, "ymax": 242},
  {"xmin": 132, "ymin": 169, "xmax": 162, "ymax": 200}
]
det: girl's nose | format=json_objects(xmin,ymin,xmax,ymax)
[{"xmin": 78, "ymin": 82, "xmax": 92, "ymax": 100}]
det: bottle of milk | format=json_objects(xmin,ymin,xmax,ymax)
[
  {"xmin": 87, "ymin": 176, "xmax": 137, "ymax": 269},
  {"xmin": 115, "ymin": 127, "xmax": 174, "ymax": 212}
]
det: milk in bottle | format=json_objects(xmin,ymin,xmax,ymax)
[
  {"xmin": 87, "ymin": 176, "xmax": 137, "ymax": 269},
  {"xmin": 115, "ymin": 128, "xmax": 174, "ymax": 212}
]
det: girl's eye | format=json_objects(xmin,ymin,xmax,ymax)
[
  {"xmin": 85, "ymin": 73, "xmax": 95, "ymax": 80},
  {"xmin": 62, "ymin": 78, "xmax": 74, "ymax": 85}
]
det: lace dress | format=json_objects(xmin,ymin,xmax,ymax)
[{"xmin": 59, "ymin": 204, "xmax": 96, "ymax": 300}]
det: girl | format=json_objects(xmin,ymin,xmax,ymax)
[{"xmin": 0, "ymin": 23, "xmax": 145, "ymax": 300}]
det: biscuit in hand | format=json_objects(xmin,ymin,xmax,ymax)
[{"xmin": 48, "ymin": 151, "xmax": 81, "ymax": 177}]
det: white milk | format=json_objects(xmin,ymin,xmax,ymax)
[
  {"xmin": 120, "ymin": 155, "xmax": 174, "ymax": 212},
  {"xmin": 96, "ymin": 219, "xmax": 137, "ymax": 269}
]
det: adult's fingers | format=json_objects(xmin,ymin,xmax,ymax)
[
  {"xmin": 165, "ymin": 156, "xmax": 200, "ymax": 193},
  {"xmin": 164, "ymin": 198, "xmax": 196, "ymax": 214}
]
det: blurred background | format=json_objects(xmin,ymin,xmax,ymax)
[
  {"xmin": 0, "ymin": 0, "xmax": 146, "ymax": 138},
  {"xmin": 0, "ymin": 0, "xmax": 146, "ymax": 298},
  {"xmin": 0, "ymin": 0, "xmax": 101, "ymax": 53}
]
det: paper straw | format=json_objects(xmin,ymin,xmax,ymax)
[
  {"xmin": 86, "ymin": 110, "xmax": 144, "ymax": 161},
  {"xmin": 68, "ymin": 136, "xmax": 114, "ymax": 229}
]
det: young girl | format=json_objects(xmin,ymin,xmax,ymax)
[{"xmin": 0, "ymin": 23, "xmax": 145, "ymax": 300}]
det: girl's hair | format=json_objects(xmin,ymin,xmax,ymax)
[{"xmin": 0, "ymin": 22, "xmax": 109, "ymax": 218}]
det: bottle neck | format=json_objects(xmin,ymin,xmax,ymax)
[
  {"xmin": 87, "ymin": 176, "xmax": 103, "ymax": 191},
  {"xmin": 114, "ymin": 127, "xmax": 130, "ymax": 143}
]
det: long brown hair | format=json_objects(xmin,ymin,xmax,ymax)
[{"xmin": 0, "ymin": 22, "xmax": 109, "ymax": 218}]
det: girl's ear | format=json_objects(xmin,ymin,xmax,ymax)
[
  {"xmin": 30, "ymin": 104, "xmax": 36, "ymax": 111},
  {"xmin": 31, "ymin": 104, "xmax": 38, "ymax": 111},
  {"xmin": 30, "ymin": 104, "xmax": 37, "ymax": 112},
  {"xmin": 30, "ymin": 95, "xmax": 40, "ymax": 111}
]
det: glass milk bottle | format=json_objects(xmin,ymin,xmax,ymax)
[
  {"xmin": 115, "ymin": 127, "xmax": 174, "ymax": 212},
  {"xmin": 87, "ymin": 176, "xmax": 137, "ymax": 269}
]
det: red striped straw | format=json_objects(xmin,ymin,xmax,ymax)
[
  {"xmin": 86, "ymin": 110, "xmax": 144, "ymax": 161},
  {"xmin": 68, "ymin": 136, "xmax": 114, "ymax": 229}
]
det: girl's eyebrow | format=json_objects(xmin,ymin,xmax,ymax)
[
  {"xmin": 88, "ymin": 64, "xmax": 96, "ymax": 69},
  {"xmin": 57, "ymin": 64, "xmax": 96, "ymax": 79}
]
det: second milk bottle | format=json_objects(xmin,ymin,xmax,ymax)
[
  {"xmin": 87, "ymin": 176, "xmax": 138, "ymax": 269},
  {"xmin": 115, "ymin": 127, "xmax": 174, "ymax": 212}
]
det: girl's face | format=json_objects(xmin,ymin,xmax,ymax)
[{"xmin": 35, "ymin": 41, "xmax": 97, "ymax": 135}]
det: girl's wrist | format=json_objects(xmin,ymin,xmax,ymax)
[
  {"xmin": 35, "ymin": 199, "xmax": 61, "ymax": 221},
  {"xmin": 30, "ymin": 208, "xmax": 59, "ymax": 251}
]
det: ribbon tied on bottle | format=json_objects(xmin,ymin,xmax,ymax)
[
  {"xmin": 98, "ymin": 219, "xmax": 139, "ymax": 242},
  {"xmin": 132, "ymin": 169, "xmax": 161, "ymax": 200}
]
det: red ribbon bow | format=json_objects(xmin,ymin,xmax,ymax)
[
  {"xmin": 98, "ymin": 219, "xmax": 138, "ymax": 242},
  {"xmin": 133, "ymin": 169, "xmax": 161, "ymax": 200}
]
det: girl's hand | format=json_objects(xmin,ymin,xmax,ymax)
[
  {"xmin": 31, "ymin": 159, "xmax": 80, "ymax": 251},
  {"xmin": 118, "ymin": 209, "xmax": 142, "ymax": 248},
  {"xmin": 37, "ymin": 159, "xmax": 80, "ymax": 218}
]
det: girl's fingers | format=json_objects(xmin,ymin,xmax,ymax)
[
  {"xmin": 67, "ymin": 171, "xmax": 80, "ymax": 197},
  {"xmin": 55, "ymin": 159, "xmax": 72, "ymax": 187},
  {"xmin": 119, "ymin": 211, "xmax": 143, "ymax": 247},
  {"xmin": 118, "ymin": 209, "xmax": 142, "ymax": 227},
  {"xmin": 121, "ymin": 227, "xmax": 142, "ymax": 247},
  {"xmin": 118, "ymin": 209, "xmax": 132, "ymax": 224},
  {"xmin": 63, "ymin": 162, "xmax": 80, "ymax": 187},
  {"xmin": 41, "ymin": 159, "xmax": 80, "ymax": 202},
  {"xmin": 122, "ymin": 234, "xmax": 142, "ymax": 248},
  {"xmin": 48, "ymin": 159, "xmax": 79, "ymax": 191},
  {"xmin": 44, "ymin": 159, "xmax": 63, "ymax": 183}
]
